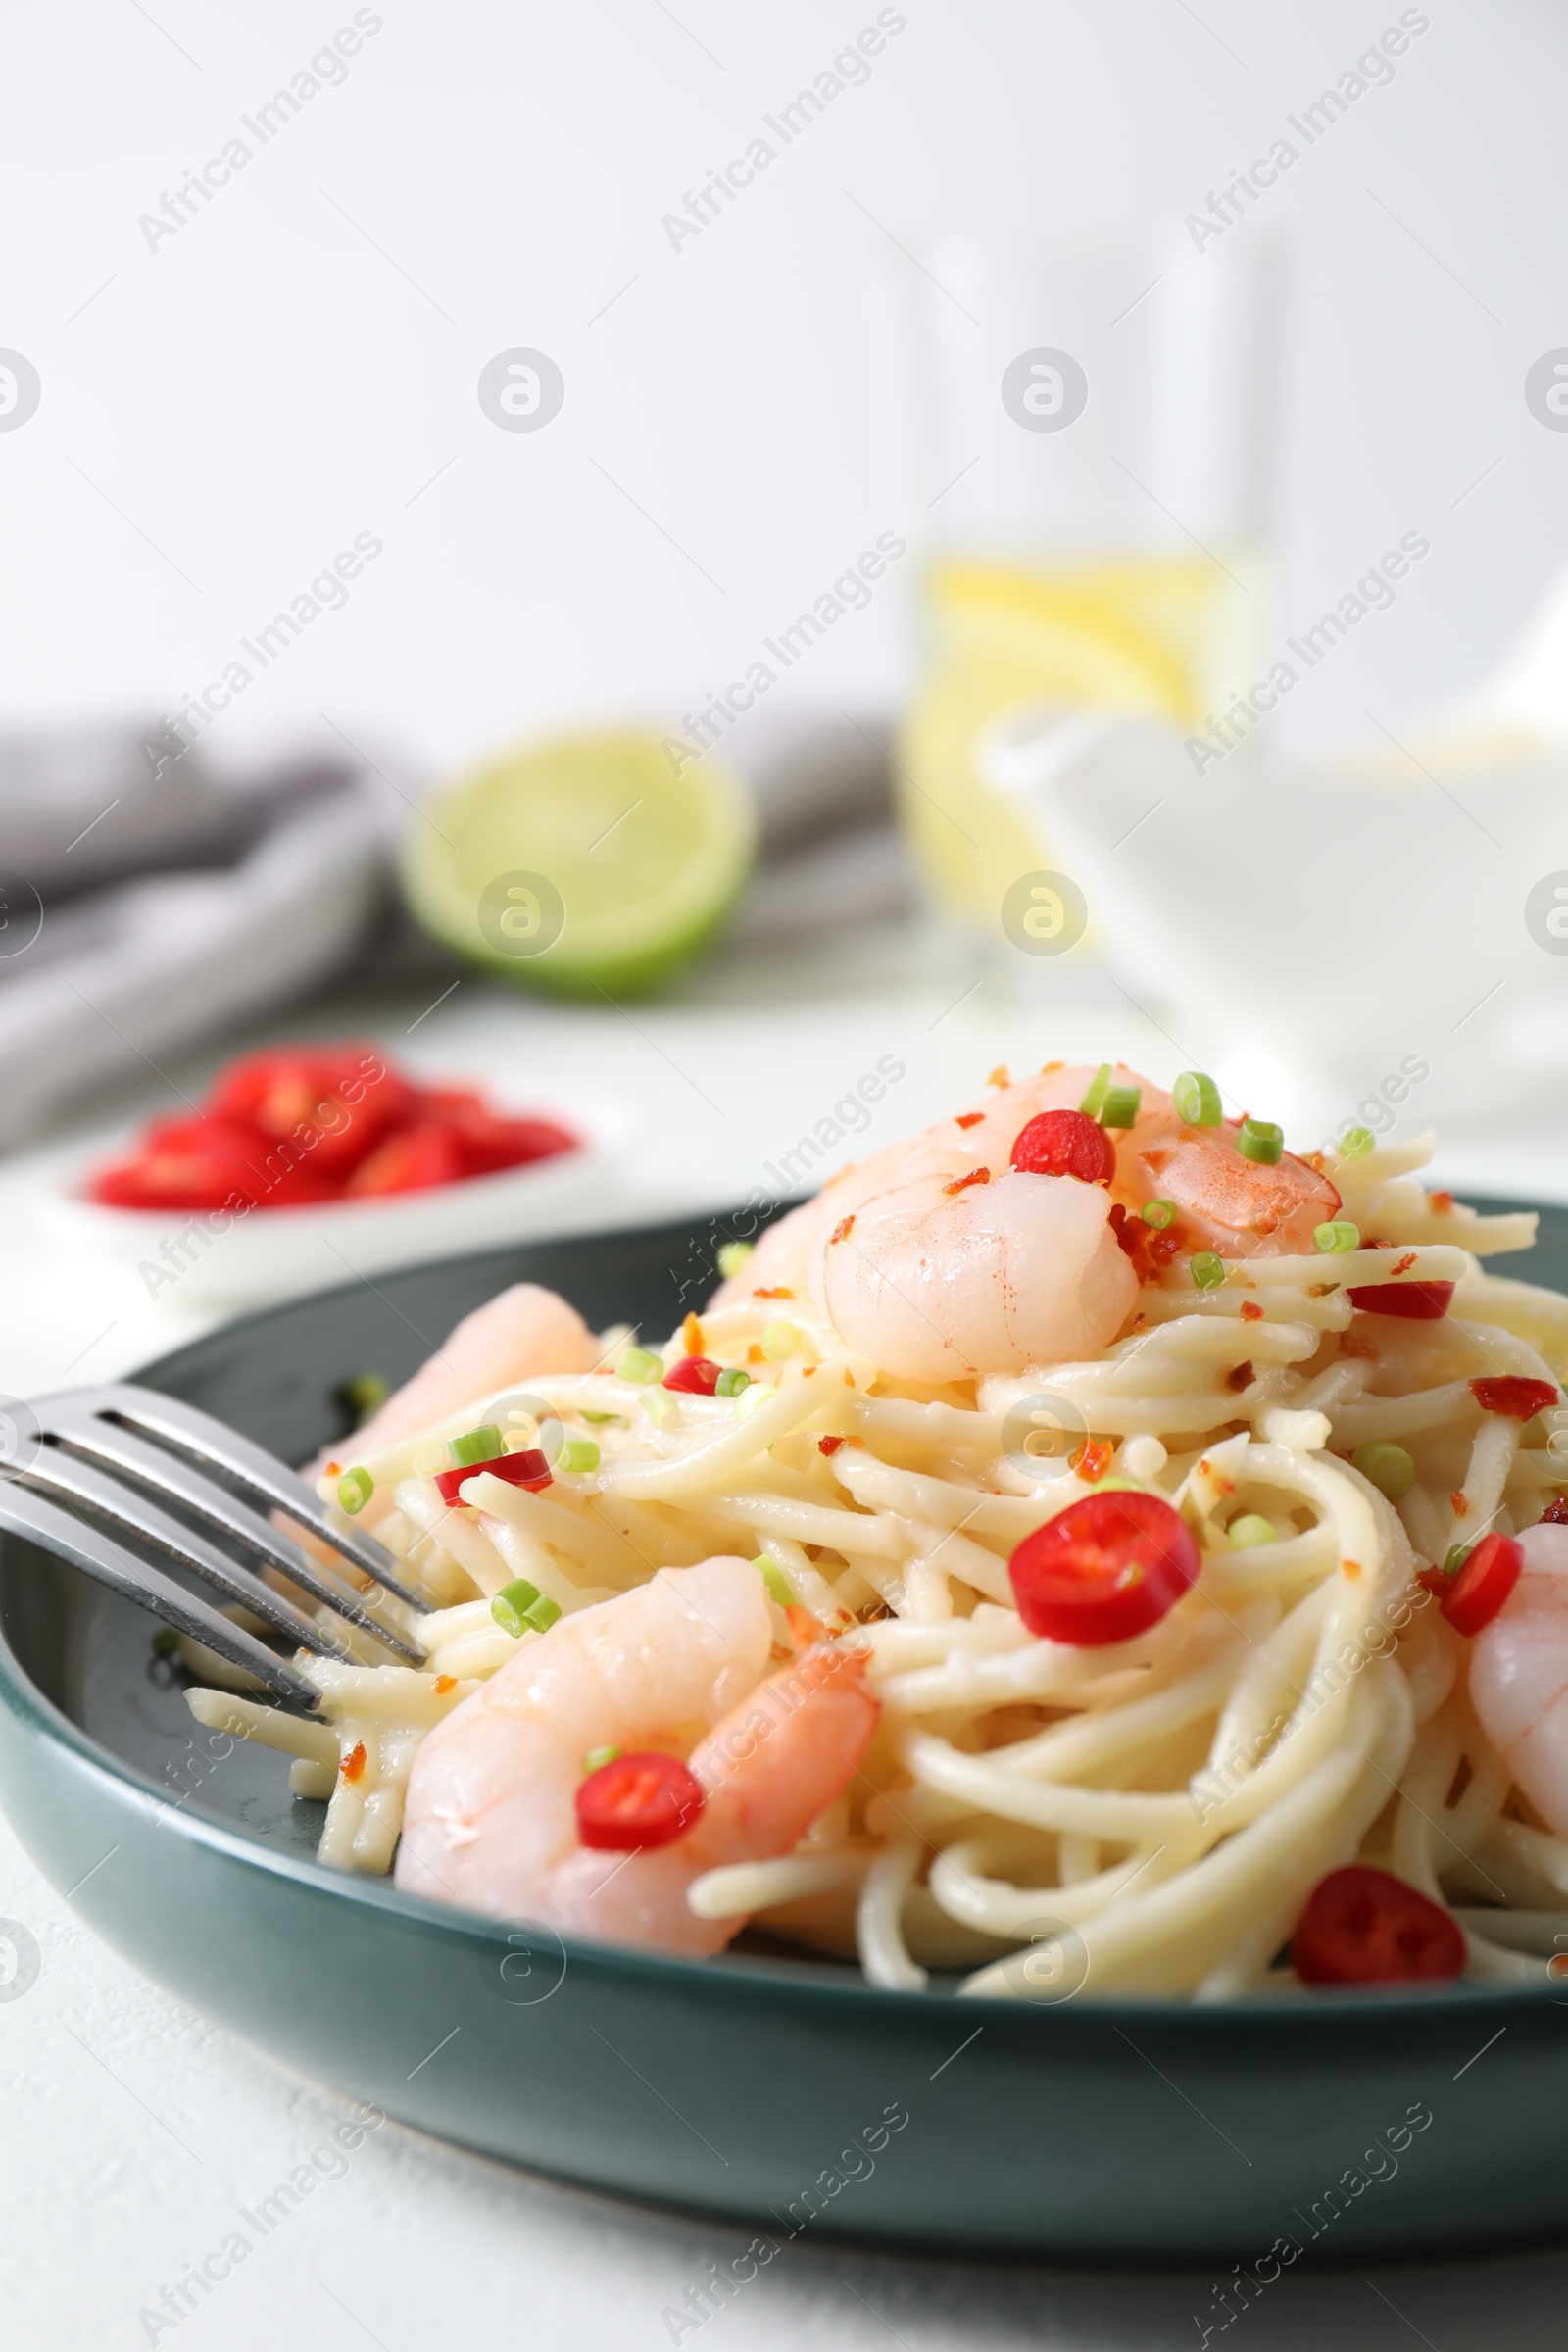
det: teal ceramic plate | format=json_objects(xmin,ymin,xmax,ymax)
[{"xmin": 2, "ymin": 1202, "xmax": 1566, "ymax": 2262}]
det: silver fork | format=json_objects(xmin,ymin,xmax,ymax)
[{"xmin": 0, "ymin": 1383, "xmax": 427, "ymax": 1713}]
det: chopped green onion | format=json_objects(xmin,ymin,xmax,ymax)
[
  {"xmin": 1314, "ymin": 1220, "xmax": 1360, "ymax": 1252},
  {"xmin": 1228, "ymin": 1513, "xmax": 1277, "ymax": 1549},
  {"xmin": 1351, "ymin": 1441, "xmax": 1415, "ymax": 1500},
  {"xmin": 524, "ymin": 1594, "xmax": 562, "ymax": 1633},
  {"xmin": 1078, "ymin": 1063, "xmax": 1112, "ymax": 1117},
  {"xmin": 1092, "ymin": 1474, "xmax": 1147, "ymax": 1495},
  {"xmin": 643, "ymin": 1387, "xmax": 676, "ymax": 1423},
  {"xmin": 556, "ymin": 1439, "xmax": 600, "ymax": 1474},
  {"xmin": 752, "ymin": 1553, "xmax": 794, "ymax": 1608},
  {"xmin": 413, "ymin": 1440, "xmax": 450, "ymax": 1478},
  {"xmin": 151, "ymin": 1626, "xmax": 180, "ymax": 1658},
  {"xmin": 338, "ymin": 1370, "xmax": 390, "ymax": 1425},
  {"xmin": 1141, "ymin": 1199, "xmax": 1177, "ymax": 1229},
  {"xmin": 1339, "ymin": 1126, "xmax": 1376, "ymax": 1160},
  {"xmin": 760, "ymin": 1321, "xmax": 800, "ymax": 1360},
  {"xmin": 1191, "ymin": 1251, "xmax": 1226, "ymax": 1290},
  {"xmin": 1237, "ymin": 1119, "xmax": 1283, "ymax": 1165},
  {"xmin": 735, "ymin": 1383, "xmax": 776, "ymax": 1419},
  {"xmin": 451, "ymin": 1423, "xmax": 504, "ymax": 1467},
  {"xmin": 491, "ymin": 1577, "xmax": 541, "ymax": 1638},
  {"xmin": 583, "ymin": 1744, "xmax": 621, "ymax": 1774},
  {"xmin": 581, "ymin": 1409, "xmax": 620, "ymax": 1424},
  {"xmin": 617, "ymin": 1346, "xmax": 663, "ymax": 1385},
  {"xmin": 1442, "ymin": 1543, "xmax": 1471, "ymax": 1577},
  {"xmin": 1172, "ymin": 1070, "xmax": 1223, "ymax": 1126},
  {"xmin": 1101, "ymin": 1084, "xmax": 1143, "ymax": 1129},
  {"xmin": 336, "ymin": 1465, "xmax": 374, "ymax": 1515},
  {"xmin": 715, "ymin": 1367, "xmax": 752, "ymax": 1398},
  {"xmin": 715, "ymin": 1240, "xmax": 753, "ymax": 1280}
]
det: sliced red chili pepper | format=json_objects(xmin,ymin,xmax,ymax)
[
  {"xmin": 86, "ymin": 1116, "xmax": 341, "ymax": 1212},
  {"xmin": 208, "ymin": 1044, "xmax": 413, "ymax": 1175},
  {"xmin": 435, "ymin": 1447, "xmax": 552, "ymax": 1503},
  {"xmin": 1009, "ymin": 1109, "xmax": 1115, "ymax": 1185},
  {"xmin": 1439, "ymin": 1531, "xmax": 1522, "ymax": 1638},
  {"xmin": 427, "ymin": 1096, "xmax": 577, "ymax": 1176},
  {"xmin": 1009, "ymin": 1491, "xmax": 1200, "ymax": 1645},
  {"xmin": 663, "ymin": 1355, "xmax": 722, "ymax": 1395},
  {"xmin": 1347, "ymin": 1281, "xmax": 1454, "ymax": 1321},
  {"xmin": 345, "ymin": 1118, "xmax": 468, "ymax": 1196},
  {"xmin": 1292, "ymin": 1864, "xmax": 1464, "ymax": 1985},
  {"xmin": 956, "ymin": 1111, "xmax": 985, "ymax": 1130},
  {"xmin": 340, "ymin": 1741, "xmax": 368, "ymax": 1784},
  {"xmin": 1470, "ymin": 1376, "xmax": 1558, "ymax": 1422},
  {"xmin": 576, "ymin": 1751, "xmax": 706, "ymax": 1850}
]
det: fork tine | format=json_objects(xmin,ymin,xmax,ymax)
[
  {"xmin": 49, "ymin": 1384, "xmax": 424, "ymax": 1608},
  {"xmin": 15, "ymin": 1448, "xmax": 351, "ymax": 1662},
  {"xmin": 0, "ymin": 1481, "xmax": 322, "ymax": 1713},
  {"xmin": 32, "ymin": 1408, "xmax": 427, "ymax": 1665}
]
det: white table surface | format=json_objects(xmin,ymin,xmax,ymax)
[{"xmin": 6, "ymin": 923, "xmax": 1568, "ymax": 2350}]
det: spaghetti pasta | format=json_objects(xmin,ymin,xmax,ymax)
[{"xmin": 189, "ymin": 1073, "xmax": 1568, "ymax": 1999}]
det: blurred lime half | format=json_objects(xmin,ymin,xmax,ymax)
[{"xmin": 401, "ymin": 732, "xmax": 757, "ymax": 998}]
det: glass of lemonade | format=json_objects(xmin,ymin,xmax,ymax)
[{"xmin": 898, "ymin": 236, "xmax": 1282, "ymax": 948}]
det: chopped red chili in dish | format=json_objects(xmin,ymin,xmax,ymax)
[
  {"xmin": 943, "ymin": 1167, "xmax": 991, "ymax": 1197},
  {"xmin": 1346, "ymin": 1281, "xmax": 1454, "ymax": 1320},
  {"xmin": 1009, "ymin": 1491, "xmax": 1200, "ymax": 1646},
  {"xmin": 829, "ymin": 1215, "xmax": 856, "ymax": 1245},
  {"xmin": 956, "ymin": 1111, "xmax": 985, "ymax": 1130},
  {"xmin": 1439, "ymin": 1532, "xmax": 1523, "ymax": 1638},
  {"xmin": 87, "ymin": 1043, "xmax": 577, "ymax": 1211},
  {"xmin": 1292, "ymin": 1865, "xmax": 1464, "ymax": 1984},
  {"xmin": 1470, "ymin": 1376, "xmax": 1558, "ymax": 1421},
  {"xmin": 576, "ymin": 1753, "xmax": 706, "ymax": 1850},
  {"xmin": 663, "ymin": 1355, "xmax": 723, "ymax": 1395},
  {"xmin": 435, "ymin": 1447, "xmax": 552, "ymax": 1504},
  {"xmin": 340, "ymin": 1742, "xmax": 368, "ymax": 1784},
  {"xmin": 1009, "ymin": 1109, "xmax": 1115, "ymax": 1184}
]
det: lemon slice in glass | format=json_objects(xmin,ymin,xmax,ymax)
[{"xmin": 401, "ymin": 732, "xmax": 757, "ymax": 998}]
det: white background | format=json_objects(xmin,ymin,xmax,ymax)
[
  {"xmin": 3, "ymin": 0, "xmax": 1568, "ymax": 777},
  {"xmin": 8, "ymin": 6, "xmax": 1568, "ymax": 2346}
]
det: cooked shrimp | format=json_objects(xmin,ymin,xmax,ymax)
[
  {"xmin": 1110, "ymin": 1086, "xmax": 1340, "ymax": 1261},
  {"xmin": 710, "ymin": 1063, "xmax": 1339, "ymax": 1382},
  {"xmin": 1468, "ymin": 1521, "xmax": 1568, "ymax": 1837},
  {"xmin": 395, "ymin": 1555, "xmax": 879, "ymax": 1953},
  {"xmin": 305, "ymin": 1282, "xmax": 602, "ymax": 1481}
]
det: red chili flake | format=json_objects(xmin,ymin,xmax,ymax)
[
  {"xmin": 753, "ymin": 1285, "xmax": 794, "ymax": 1298},
  {"xmin": 818, "ymin": 1435, "xmax": 847, "ymax": 1456},
  {"xmin": 1470, "ymin": 1376, "xmax": 1559, "ymax": 1422},
  {"xmin": 1069, "ymin": 1438, "xmax": 1114, "ymax": 1483},
  {"xmin": 943, "ymin": 1167, "xmax": 991, "ymax": 1197},
  {"xmin": 341, "ymin": 1741, "xmax": 367, "ymax": 1784},
  {"xmin": 1226, "ymin": 1360, "xmax": 1254, "ymax": 1393},
  {"xmin": 1040, "ymin": 1060, "xmax": 1064, "ymax": 1074},
  {"xmin": 1389, "ymin": 1252, "xmax": 1418, "ymax": 1278},
  {"xmin": 1241, "ymin": 1300, "xmax": 1264, "ymax": 1322},
  {"xmin": 682, "ymin": 1310, "xmax": 704, "ymax": 1354},
  {"xmin": 434, "ymin": 1674, "xmax": 456, "ymax": 1694},
  {"xmin": 956, "ymin": 1111, "xmax": 985, "ymax": 1130},
  {"xmin": 1450, "ymin": 1493, "xmax": 1469, "ymax": 1518},
  {"xmin": 1541, "ymin": 1496, "xmax": 1568, "ymax": 1526},
  {"xmin": 324, "ymin": 1459, "xmax": 342, "ymax": 1479},
  {"xmin": 987, "ymin": 1064, "xmax": 1010, "ymax": 1088},
  {"xmin": 747, "ymin": 1343, "xmax": 764, "ymax": 1364},
  {"xmin": 829, "ymin": 1215, "xmax": 855, "ymax": 1245},
  {"xmin": 1343, "ymin": 1558, "xmax": 1362, "ymax": 1580},
  {"xmin": 1429, "ymin": 1191, "xmax": 1454, "ymax": 1213},
  {"xmin": 1147, "ymin": 1229, "xmax": 1182, "ymax": 1265}
]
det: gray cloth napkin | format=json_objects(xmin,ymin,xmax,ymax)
[{"xmin": 0, "ymin": 735, "xmax": 393, "ymax": 1149}]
